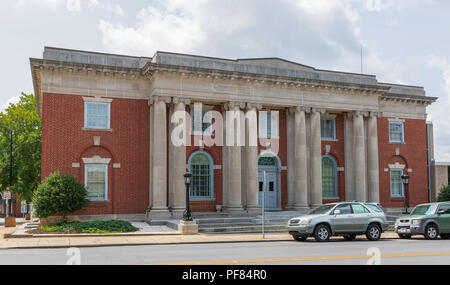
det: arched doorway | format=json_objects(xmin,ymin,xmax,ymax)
[{"xmin": 258, "ymin": 152, "xmax": 281, "ymax": 209}]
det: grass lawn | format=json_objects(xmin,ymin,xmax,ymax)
[{"xmin": 39, "ymin": 220, "xmax": 139, "ymax": 234}]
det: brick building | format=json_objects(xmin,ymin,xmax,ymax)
[{"xmin": 30, "ymin": 47, "xmax": 437, "ymax": 220}]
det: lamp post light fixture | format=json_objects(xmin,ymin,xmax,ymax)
[
  {"xmin": 183, "ymin": 171, "xmax": 193, "ymax": 222},
  {"xmin": 401, "ymin": 174, "xmax": 410, "ymax": 214}
]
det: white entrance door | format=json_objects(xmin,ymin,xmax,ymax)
[{"xmin": 258, "ymin": 170, "xmax": 278, "ymax": 208}]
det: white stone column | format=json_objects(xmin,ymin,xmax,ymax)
[
  {"xmin": 225, "ymin": 102, "xmax": 245, "ymax": 212},
  {"xmin": 294, "ymin": 106, "xmax": 309, "ymax": 210},
  {"xmin": 353, "ymin": 111, "xmax": 368, "ymax": 202},
  {"xmin": 286, "ymin": 108, "xmax": 295, "ymax": 209},
  {"xmin": 310, "ymin": 108, "xmax": 323, "ymax": 207},
  {"xmin": 171, "ymin": 98, "xmax": 190, "ymax": 217},
  {"xmin": 344, "ymin": 113, "xmax": 355, "ymax": 201},
  {"xmin": 245, "ymin": 103, "xmax": 260, "ymax": 212},
  {"xmin": 367, "ymin": 112, "xmax": 380, "ymax": 202},
  {"xmin": 148, "ymin": 96, "xmax": 171, "ymax": 219}
]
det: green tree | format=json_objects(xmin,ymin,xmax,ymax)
[
  {"xmin": 32, "ymin": 172, "xmax": 89, "ymax": 221},
  {"xmin": 0, "ymin": 93, "xmax": 41, "ymax": 202},
  {"xmin": 437, "ymin": 185, "xmax": 450, "ymax": 202}
]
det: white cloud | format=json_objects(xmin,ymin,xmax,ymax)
[
  {"xmin": 0, "ymin": 96, "xmax": 21, "ymax": 113},
  {"xmin": 99, "ymin": 6, "xmax": 205, "ymax": 56},
  {"xmin": 13, "ymin": 0, "xmax": 62, "ymax": 9},
  {"xmin": 426, "ymin": 55, "xmax": 450, "ymax": 161},
  {"xmin": 66, "ymin": 0, "xmax": 81, "ymax": 12},
  {"xmin": 88, "ymin": 0, "xmax": 124, "ymax": 16}
]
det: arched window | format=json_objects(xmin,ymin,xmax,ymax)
[
  {"xmin": 188, "ymin": 151, "xmax": 214, "ymax": 199},
  {"xmin": 322, "ymin": 155, "xmax": 338, "ymax": 198},
  {"xmin": 258, "ymin": 156, "xmax": 277, "ymax": 167}
]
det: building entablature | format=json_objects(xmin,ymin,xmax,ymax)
[{"xmin": 30, "ymin": 47, "xmax": 437, "ymax": 118}]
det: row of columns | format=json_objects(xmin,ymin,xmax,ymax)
[
  {"xmin": 148, "ymin": 95, "xmax": 381, "ymax": 219},
  {"xmin": 287, "ymin": 109, "xmax": 380, "ymax": 211}
]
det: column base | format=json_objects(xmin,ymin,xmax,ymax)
[
  {"xmin": 246, "ymin": 205, "xmax": 261, "ymax": 215},
  {"xmin": 224, "ymin": 206, "xmax": 246, "ymax": 214},
  {"xmin": 146, "ymin": 208, "xmax": 171, "ymax": 220},
  {"xmin": 178, "ymin": 220, "xmax": 198, "ymax": 235},
  {"xmin": 171, "ymin": 207, "xmax": 186, "ymax": 219},
  {"xmin": 292, "ymin": 205, "xmax": 311, "ymax": 214}
]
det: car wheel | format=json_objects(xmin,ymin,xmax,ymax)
[
  {"xmin": 440, "ymin": 234, "xmax": 450, "ymax": 240},
  {"xmin": 314, "ymin": 224, "xmax": 331, "ymax": 242},
  {"xmin": 344, "ymin": 234, "xmax": 356, "ymax": 241},
  {"xmin": 424, "ymin": 224, "xmax": 439, "ymax": 240},
  {"xmin": 366, "ymin": 224, "xmax": 381, "ymax": 241},
  {"xmin": 292, "ymin": 235, "xmax": 307, "ymax": 242},
  {"xmin": 398, "ymin": 234, "xmax": 412, "ymax": 239}
]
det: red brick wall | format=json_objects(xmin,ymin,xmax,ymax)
[
  {"xmin": 186, "ymin": 104, "xmax": 223, "ymax": 212},
  {"xmin": 377, "ymin": 117, "xmax": 429, "ymax": 208},
  {"xmin": 321, "ymin": 114, "xmax": 346, "ymax": 203},
  {"xmin": 41, "ymin": 93, "xmax": 150, "ymax": 216}
]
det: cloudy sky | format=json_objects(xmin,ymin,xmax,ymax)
[{"xmin": 1, "ymin": 0, "xmax": 450, "ymax": 160}]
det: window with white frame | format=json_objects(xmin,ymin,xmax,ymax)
[
  {"xmin": 85, "ymin": 164, "xmax": 108, "ymax": 201},
  {"xmin": 258, "ymin": 111, "xmax": 279, "ymax": 138},
  {"xmin": 190, "ymin": 105, "xmax": 213, "ymax": 135},
  {"xmin": 390, "ymin": 169, "xmax": 404, "ymax": 197},
  {"xmin": 321, "ymin": 118, "xmax": 336, "ymax": 140},
  {"xmin": 84, "ymin": 102, "xmax": 110, "ymax": 130},
  {"xmin": 322, "ymin": 155, "xmax": 338, "ymax": 198},
  {"xmin": 389, "ymin": 121, "xmax": 404, "ymax": 143},
  {"xmin": 189, "ymin": 152, "xmax": 213, "ymax": 198}
]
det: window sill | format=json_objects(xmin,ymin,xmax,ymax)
[
  {"xmin": 323, "ymin": 197, "xmax": 339, "ymax": 200},
  {"xmin": 190, "ymin": 198, "xmax": 216, "ymax": 201},
  {"xmin": 389, "ymin": 141, "xmax": 405, "ymax": 144},
  {"xmin": 82, "ymin": 128, "xmax": 113, "ymax": 132},
  {"xmin": 321, "ymin": 138, "xmax": 338, "ymax": 142}
]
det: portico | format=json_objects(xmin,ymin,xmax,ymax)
[{"xmin": 30, "ymin": 47, "xmax": 437, "ymax": 220}]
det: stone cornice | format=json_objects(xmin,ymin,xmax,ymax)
[{"xmin": 144, "ymin": 62, "xmax": 388, "ymax": 95}]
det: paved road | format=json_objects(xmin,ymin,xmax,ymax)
[{"xmin": 0, "ymin": 237, "xmax": 449, "ymax": 265}]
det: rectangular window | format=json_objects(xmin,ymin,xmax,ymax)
[
  {"xmin": 390, "ymin": 169, "xmax": 404, "ymax": 198},
  {"xmin": 259, "ymin": 111, "xmax": 279, "ymax": 138},
  {"xmin": 389, "ymin": 121, "xmax": 404, "ymax": 143},
  {"xmin": 85, "ymin": 164, "xmax": 108, "ymax": 201},
  {"xmin": 190, "ymin": 105, "xmax": 213, "ymax": 135},
  {"xmin": 84, "ymin": 102, "xmax": 110, "ymax": 130},
  {"xmin": 321, "ymin": 118, "xmax": 336, "ymax": 140}
]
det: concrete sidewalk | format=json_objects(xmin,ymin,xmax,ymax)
[{"xmin": 0, "ymin": 226, "xmax": 401, "ymax": 249}]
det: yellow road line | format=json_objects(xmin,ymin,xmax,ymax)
[{"xmin": 148, "ymin": 251, "xmax": 450, "ymax": 265}]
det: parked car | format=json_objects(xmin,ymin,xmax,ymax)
[
  {"xmin": 394, "ymin": 202, "xmax": 450, "ymax": 240},
  {"xmin": 287, "ymin": 202, "xmax": 390, "ymax": 242}
]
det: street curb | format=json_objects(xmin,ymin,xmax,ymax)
[
  {"xmin": 0, "ymin": 239, "xmax": 294, "ymax": 250},
  {"xmin": 4, "ymin": 232, "xmax": 181, "ymax": 239},
  {"xmin": 0, "ymin": 235, "xmax": 401, "ymax": 250}
]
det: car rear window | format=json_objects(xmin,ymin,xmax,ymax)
[
  {"xmin": 411, "ymin": 205, "xmax": 437, "ymax": 215},
  {"xmin": 365, "ymin": 204, "xmax": 383, "ymax": 213},
  {"xmin": 352, "ymin": 204, "xmax": 369, "ymax": 214}
]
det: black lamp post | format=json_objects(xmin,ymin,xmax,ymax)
[
  {"xmin": 183, "ymin": 172, "xmax": 193, "ymax": 221},
  {"xmin": 401, "ymin": 174, "xmax": 410, "ymax": 214}
]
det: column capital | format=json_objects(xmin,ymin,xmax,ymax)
[
  {"xmin": 172, "ymin": 97, "xmax": 191, "ymax": 105},
  {"xmin": 369, "ymin": 111, "xmax": 382, "ymax": 118},
  {"xmin": 224, "ymin": 101, "xmax": 246, "ymax": 111},
  {"xmin": 149, "ymin": 95, "xmax": 171, "ymax": 105},
  {"xmin": 311, "ymin": 107, "xmax": 326, "ymax": 115},
  {"xmin": 246, "ymin": 102, "xmax": 263, "ymax": 111},
  {"xmin": 295, "ymin": 106, "xmax": 311, "ymax": 114}
]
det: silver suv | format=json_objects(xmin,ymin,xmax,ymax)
[{"xmin": 287, "ymin": 202, "xmax": 390, "ymax": 242}]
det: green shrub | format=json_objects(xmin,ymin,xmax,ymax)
[
  {"xmin": 32, "ymin": 172, "xmax": 89, "ymax": 220},
  {"xmin": 437, "ymin": 185, "xmax": 450, "ymax": 202},
  {"xmin": 40, "ymin": 220, "xmax": 138, "ymax": 233}
]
